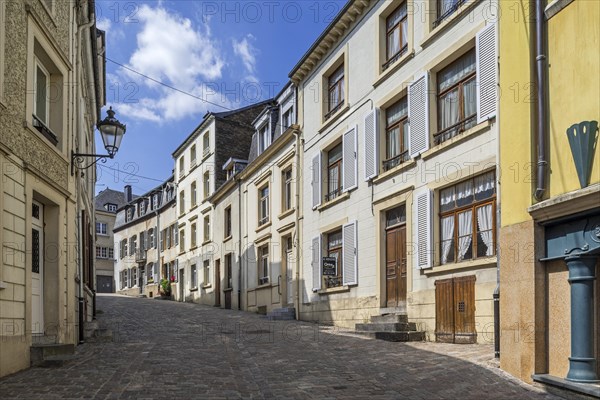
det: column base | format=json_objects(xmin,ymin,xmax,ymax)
[{"xmin": 567, "ymin": 357, "xmax": 600, "ymax": 383}]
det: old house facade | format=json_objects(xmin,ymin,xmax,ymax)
[{"xmin": 0, "ymin": 0, "xmax": 105, "ymax": 376}]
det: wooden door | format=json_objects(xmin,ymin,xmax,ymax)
[
  {"xmin": 435, "ymin": 276, "xmax": 476, "ymax": 344},
  {"xmin": 214, "ymin": 260, "xmax": 221, "ymax": 307},
  {"xmin": 386, "ymin": 226, "xmax": 407, "ymax": 307}
]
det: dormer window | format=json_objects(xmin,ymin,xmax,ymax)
[
  {"xmin": 105, "ymin": 203, "xmax": 117, "ymax": 212},
  {"xmin": 139, "ymin": 201, "xmax": 146, "ymax": 216},
  {"xmin": 153, "ymin": 193, "xmax": 159, "ymax": 208},
  {"xmin": 258, "ymin": 123, "xmax": 270, "ymax": 154},
  {"xmin": 126, "ymin": 208, "xmax": 132, "ymax": 222},
  {"xmin": 281, "ymin": 107, "xmax": 294, "ymax": 131}
]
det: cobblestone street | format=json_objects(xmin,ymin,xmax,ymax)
[{"xmin": 0, "ymin": 295, "xmax": 560, "ymax": 399}]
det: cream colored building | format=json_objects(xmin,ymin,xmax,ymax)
[
  {"xmin": 172, "ymin": 102, "xmax": 270, "ymax": 307},
  {"xmin": 114, "ymin": 181, "xmax": 178, "ymax": 299},
  {"xmin": 0, "ymin": 0, "xmax": 105, "ymax": 376},
  {"xmin": 293, "ymin": 0, "xmax": 499, "ymax": 345}
]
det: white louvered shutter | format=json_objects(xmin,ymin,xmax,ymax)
[
  {"xmin": 343, "ymin": 126, "xmax": 358, "ymax": 192},
  {"xmin": 312, "ymin": 235, "xmax": 322, "ymax": 291},
  {"xmin": 311, "ymin": 153, "xmax": 321, "ymax": 209},
  {"xmin": 364, "ymin": 109, "xmax": 379, "ymax": 181},
  {"xmin": 408, "ymin": 73, "xmax": 430, "ymax": 158},
  {"xmin": 154, "ymin": 226, "xmax": 158, "ymax": 248},
  {"xmin": 414, "ymin": 189, "xmax": 433, "ymax": 269},
  {"xmin": 476, "ymin": 23, "xmax": 498, "ymax": 123},
  {"xmin": 342, "ymin": 221, "xmax": 358, "ymax": 285}
]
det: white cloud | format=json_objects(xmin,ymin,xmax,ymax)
[
  {"xmin": 233, "ymin": 34, "xmax": 259, "ymax": 83},
  {"xmin": 96, "ymin": 17, "xmax": 111, "ymax": 32}
]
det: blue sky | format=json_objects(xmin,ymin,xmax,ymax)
[{"xmin": 94, "ymin": 0, "xmax": 347, "ymax": 196}]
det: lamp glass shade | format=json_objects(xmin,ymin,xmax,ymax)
[{"xmin": 97, "ymin": 107, "xmax": 126, "ymax": 157}]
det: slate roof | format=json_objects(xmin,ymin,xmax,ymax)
[{"xmin": 94, "ymin": 188, "xmax": 136, "ymax": 213}]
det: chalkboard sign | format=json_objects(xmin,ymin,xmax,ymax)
[{"xmin": 322, "ymin": 257, "xmax": 337, "ymax": 276}]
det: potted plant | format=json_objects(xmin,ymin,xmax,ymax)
[{"xmin": 159, "ymin": 278, "xmax": 172, "ymax": 299}]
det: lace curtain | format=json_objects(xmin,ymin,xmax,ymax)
[
  {"xmin": 457, "ymin": 211, "xmax": 473, "ymax": 261},
  {"xmin": 477, "ymin": 204, "xmax": 494, "ymax": 256},
  {"xmin": 441, "ymin": 216, "xmax": 454, "ymax": 264}
]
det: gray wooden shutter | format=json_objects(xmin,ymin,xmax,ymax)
[
  {"xmin": 476, "ymin": 23, "xmax": 497, "ymax": 123},
  {"xmin": 343, "ymin": 126, "xmax": 358, "ymax": 192},
  {"xmin": 364, "ymin": 109, "xmax": 379, "ymax": 181},
  {"xmin": 311, "ymin": 153, "xmax": 321, "ymax": 209},
  {"xmin": 312, "ymin": 235, "xmax": 322, "ymax": 291},
  {"xmin": 414, "ymin": 189, "xmax": 433, "ymax": 269},
  {"xmin": 408, "ymin": 73, "xmax": 430, "ymax": 158},
  {"xmin": 342, "ymin": 220, "xmax": 358, "ymax": 285}
]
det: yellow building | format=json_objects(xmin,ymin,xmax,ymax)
[{"xmin": 499, "ymin": 0, "xmax": 600, "ymax": 395}]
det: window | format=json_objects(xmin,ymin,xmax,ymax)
[
  {"xmin": 258, "ymin": 123, "xmax": 270, "ymax": 154},
  {"xmin": 282, "ymin": 168, "xmax": 293, "ymax": 211},
  {"xmin": 191, "ymin": 223, "xmax": 197, "ymax": 247},
  {"xmin": 191, "ymin": 181, "xmax": 197, "ymax": 207},
  {"xmin": 96, "ymin": 247, "xmax": 108, "ymax": 259},
  {"xmin": 148, "ymin": 228, "xmax": 155, "ymax": 248},
  {"xmin": 190, "ymin": 144, "xmax": 197, "ymax": 167},
  {"xmin": 384, "ymin": 2, "xmax": 408, "ymax": 70},
  {"xmin": 179, "ymin": 156, "xmax": 185, "ymax": 178},
  {"xmin": 384, "ymin": 97, "xmax": 409, "ymax": 171},
  {"xmin": 153, "ymin": 193, "xmax": 159, "ymax": 209},
  {"xmin": 325, "ymin": 230, "xmax": 343, "ymax": 288},
  {"xmin": 105, "ymin": 203, "xmax": 117, "ymax": 212},
  {"xmin": 203, "ymin": 171, "xmax": 210, "ymax": 198},
  {"xmin": 435, "ymin": 0, "xmax": 467, "ymax": 27},
  {"xmin": 96, "ymin": 222, "xmax": 108, "ymax": 235},
  {"xmin": 132, "ymin": 267, "xmax": 137, "ymax": 287},
  {"xmin": 146, "ymin": 263, "xmax": 153, "ymax": 283},
  {"xmin": 129, "ymin": 236, "xmax": 137, "ymax": 256},
  {"xmin": 435, "ymin": 49, "xmax": 477, "ymax": 145},
  {"xmin": 139, "ymin": 231, "xmax": 146, "ymax": 251},
  {"xmin": 166, "ymin": 227, "xmax": 172, "ymax": 248},
  {"xmin": 203, "ymin": 133, "xmax": 210, "ymax": 157},
  {"xmin": 33, "ymin": 60, "xmax": 50, "ymax": 127},
  {"xmin": 258, "ymin": 185, "xmax": 269, "ymax": 226},
  {"xmin": 281, "ymin": 107, "xmax": 293, "ymax": 131},
  {"xmin": 326, "ymin": 64, "xmax": 345, "ymax": 118},
  {"xmin": 190, "ymin": 264, "xmax": 197, "ymax": 289},
  {"xmin": 225, "ymin": 254, "xmax": 233, "ymax": 289},
  {"xmin": 179, "ymin": 229, "xmax": 185, "ymax": 253},
  {"xmin": 326, "ymin": 143, "xmax": 343, "ymax": 201},
  {"xmin": 120, "ymin": 239, "xmax": 128, "ymax": 259},
  {"xmin": 224, "ymin": 206, "xmax": 232, "ymax": 238},
  {"xmin": 126, "ymin": 208, "xmax": 132, "ymax": 222},
  {"xmin": 160, "ymin": 229, "xmax": 165, "ymax": 251},
  {"xmin": 258, "ymin": 245, "xmax": 269, "ymax": 285},
  {"xmin": 439, "ymin": 171, "xmax": 496, "ymax": 265},
  {"xmin": 172, "ymin": 224, "xmax": 178, "ymax": 246},
  {"xmin": 203, "ymin": 215, "xmax": 210, "ymax": 242},
  {"xmin": 109, "ymin": 248, "xmax": 114, "ymax": 259},
  {"xmin": 139, "ymin": 201, "xmax": 146, "ymax": 216},
  {"xmin": 203, "ymin": 259, "xmax": 210, "ymax": 285},
  {"xmin": 179, "ymin": 190, "xmax": 185, "ymax": 215}
]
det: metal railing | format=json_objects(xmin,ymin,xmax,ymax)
[{"xmin": 434, "ymin": 114, "xmax": 477, "ymax": 145}]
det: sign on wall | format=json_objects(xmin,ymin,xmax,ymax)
[{"xmin": 322, "ymin": 257, "xmax": 337, "ymax": 276}]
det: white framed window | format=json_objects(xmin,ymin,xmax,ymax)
[
  {"xmin": 258, "ymin": 185, "xmax": 270, "ymax": 226},
  {"xmin": 203, "ymin": 259, "xmax": 210, "ymax": 285},
  {"xmin": 203, "ymin": 171, "xmax": 210, "ymax": 198},
  {"xmin": 191, "ymin": 222, "xmax": 197, "ymax": 248},
  {"xmin": 129, "ymin": 236, "xmax": 137, "ymax": 256},
  {"xmin": 191, "ymin": 181, "xmax": 197, "ymax": 206},
  {"xmin": 258, "ymin": 244, "xmax": 269, "ymax": 285},
  {"xmin": 326, "ymin": 64, "xmax": 345, "ymax": 119},
  {"xmin": 33, "ymin": 59, "xmax": 50, "ymax": 127},
  {"xmin": 96, "ymin": 222, "xmax": 108, "ymax": 235},
  {"xmin": 96, "ymin": 246, "xmax": 109, "ymax": 259},
  {"xmin": 180, "ymin": 229, "xmax": 185, "ymax": 253},
  {"xmin": 190, "ymin": 264, "xmax": 197, "ymax": 289},
  {"xmin": 105, "ymin": 203, "xmax": 117, "ymax": 212},
  {"xmin": 203, "ymin": 132, "xmax": 210, "ymax": 157},
  {"xmin": 281, "ymin": 107, "xmax": 294, "ymax": 131},
  {"xmin": 258, "ymin": 123, "xmax": 270, "ymax": 153},
  {"xmin": 224, "ymin": 206, "xmax": 232, "ymax": 238},
  {"xmin": 179, "ymin": 190, "xmax": 185, "ymax": 215},
  {"xmin": 282, "ymin": 168, "xmax": 293, "ymax": 212},
  {"xmin": 179, "ymin": 156, "xmax": 185, "ymax": 178},
  {"xmin": 190, "ymin": 144, "xmax": 197, "ymax": 167},
  {"xmin": 203, "ymin": 215, "xmax": 210, "ymax": 242},
  {"xmin": 139, "ymin": 200, "xmax": 146, "ymax": 216}
]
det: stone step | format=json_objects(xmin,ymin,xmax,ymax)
[
  {"xmin": 353, "ymin": 330, "xmax": 425, "ymax": 342},
  {"xmin": 267, "ymin": 315, "xmax": 296, "ymax": 321},
  {"xmin": 84, "ymin": 320, "xmax": 100, "ymax": 330},
  {"xmin": 35, "ymin": 354, "xmax": 78, "ymax": 368},
  {"xmin": 370, "ymin": 314, "xmax": 408, "ymax": 324},
  {"xmin": 85, "ymin": 328, "xmax": 113, "ymax": 342},
  {"xmin": 355, "ymin": 322, "xmax": 417, "ymax": 332},
  {"xmin": 31, "ymin": 335, "xmax": 57, "ymax": 345},
  {"xmin": 30, "ymin": 343, "xmax": 75, "ymax": 367}
]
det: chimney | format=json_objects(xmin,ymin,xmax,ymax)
[{"xmin": 124, "ymin": 185, "xmax": 132, "ymax": 203}]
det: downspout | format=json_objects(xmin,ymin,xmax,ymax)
[
  {"xmin": 237, "ymin": 177, "xmax": 242, "ymax": 310},
  {"xmin": 293, "ymin": 127, "xmax": 302, "ymax": 320},
  {"xmin": 534, "ymin": 0, "xmax": 548, "ymax": 201}
]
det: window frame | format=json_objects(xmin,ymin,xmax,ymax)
[
  {"xmin": 179, "ymin": 156, "xmax": 185, "ymax": 178},
  {"xmin": 203, "ymin": 259, "xmax": 210, "ymax": 285},
  {"xmin": 258, "ymin": 184, "xmax": 270, "ymax": 226},
  {"xmin": 190, "ymin": 144, "xmax": 197, "ymax": 166},
  {"xmin": 190, "ymin": 264, "xmax": 197, "ymax": 289},
  {"xmin": 203, "ymin": 171, "xmax": 210, "ymax": 198},
  {"xmin": 179, "ymin": 190, "xmax": 185, "ymax": 215},
  {"xmin": 203, "ymin": 215, "xmax": 210, "ymax": 242},
  {"xmin": 224, "ymin": 206, "xmax": 232, "ymax": 238},
  {"xmin": 434, "ymin": 0, "xmax": 468, "ymax": 28},
  {"xmin": 325, "ymin": 143, "xmax": 343, "ymax": 202},
  {"xmin": 191, "ymin": 222, "xmax": 197, "ymax": 248},
  {"xmin": 383, "ymin": 2, "xmax": 409, "ymax": 70},
  {"xmin": 191, "ymin": 181, "xmax": 197, "ymax": 207},
  {"xmin": 324, "ymin": 229, "xmax": 343, "ymax": 288},
  {"xmin": 258, "ymin": 244, "xmax": 269, "ymax": 285},
  {"xmin": 202, "ymin": 132, "xmax": 210, "ymax": 157},
  {"xmin": 95, "ymin": 222, "xmax": 108, "ymax": 235},
  {"xmin": 179, "ymin": 229, "xmax": 185, "ymax": 253},
  {"xmin": 282, "ymin": 168, "xmax": 293, "ymax": 212},
  {"xmin": 326, "ymin": 64, "xmax": 345, "ymax": 119},
  {"xmin": 383, "ymin": 97, "xmax": 409, "ymax": 171}
]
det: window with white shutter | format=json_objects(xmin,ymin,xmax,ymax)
[
  {"xmin": 364, "ymin": 109, "xmax": 379, "ymax": 181},
  {"xmin": 311, "ymin": 153, "xmax": 321, "ymax": 209},
  {"xmin": 408, "ymin": 73, "xmax": 430, "ymax": 158},
  {"xmin": 312, "ymin": 235, "xmax": 322, "ymax": 291},
  {"xmin": 476, "ymin": 23, "xmax": 497, "ymax": 123},
  {"xmin": 343, "ymin": 126, "xmax": 358, "ymax": 192},
  {"xmin": 342, "ymin": 221, "xmax": 358, "ymax": 285},
  {"xmin": 414, "ymin": 189, "xmax": 433, "ymax": 269}
]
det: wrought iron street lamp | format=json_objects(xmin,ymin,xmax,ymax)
[{"xmin": 71, "ymin": 106, "xmax": 126, "ymax": 175}]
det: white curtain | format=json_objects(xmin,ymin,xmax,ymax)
[
  {"xmin": 457, "ymin": 211, "xmax": 473, "ymax": 261},
  {"xmin": 477, "ymin": 204, "xmax": 494, "ymax": 256},
  {"xmin": 387, "ymin": 127, "xmax": 400, "ymax": 159},
  {"xmin": 387, "ymin": 32, "xmax": 399, "ymax": 58},
  {"xmin": 440, "ymin": 187, "xmax": 456, "ymax": 209},
  {"xmin": 401, "ymin": 19, "xmax": 408, "ymax": 48},
  {"xmin": 463, "ymin": 79, "xmax": 477, "ymax": 119},
  {"xmin": 474, "ymin": 172, "xmax": 495, "ymax": 195},
  {"xmin": 441, "ymin": 216, "xmax": 455, "ymax": 264},
  {"xmin": 439, "ymin": 90, "xmax": 459, "ymax": 130}
]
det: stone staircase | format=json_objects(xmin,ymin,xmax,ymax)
[
  {"xmin": 266, "ymin": 307, "xmax": 296, "ymax": 321},
  {"xmin": 84, "ymin": 320, "xmax": 114, "ymax": 343},
  {"xmin": 354, "ymin": 313, "xmax": 425, "ymax": 342},
  {"xmin": 30, "ymin": 336, "xmax": 76, "ymax": 367}
]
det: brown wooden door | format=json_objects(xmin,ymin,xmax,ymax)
[
  {"xmin": 214, "ymin": 260, "xmax": 221, "ymax": 307},
  {"xmin": 435, "ymin": 275, "xmax": 476, "ymax": 344},
  {"xmin": 386, "ymin": 225, "xmax": 407, "ymax": 307}
]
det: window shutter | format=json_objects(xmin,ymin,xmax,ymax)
[
  {"xmin": 476, "ymin": 23, "xmax": 497, "ymax": 123},
  {"xmin": 343, "ymin": 125, "xmax": 358, "ymax": 192},
  {"xmin": 414, "ymin": 189, "xmax": 433, "ymax": 269},
  {"xmin": 364, "ymin": 108, "xmax": 379, "ymax": 181},
  {"xmin": 342, "ymin": 220, "xmax": 358, "ymax": 285},
  {"xmin": 312, "ymin": 235, "xmax": 322, "ymax": 291},
  {"xmin": 154, "ymin": 226, "xmax": 158, "ymax": 248},
  {"xmin": 408, "ymin": 73, "xmax": 430, "ymax": 158},
  {"xmin": 311, "ymin": 153, "xmax": 321, "ymax": 209}
]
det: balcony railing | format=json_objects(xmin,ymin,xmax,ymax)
[
  {"xmin": 433, "ymin": 114, "xmax": 477, "ymax": 145},
  {"xmin": 382, "ymin": 44, "xmax": 409, "ymax": 71},
  {"xmin": 433, "ymin": 0, "xmax": 468, "ymax": 28},
  {"xmin": 383, "ymin": 151, "xmax": 410, "ymax": 171},
  {"xmin": 135, "ymin": 249, "xmax": 147, "ymax": 264}
]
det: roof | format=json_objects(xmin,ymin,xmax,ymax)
[{"xmin": 94, "ymin": 188, "xmax": 134, "ymax": 212}]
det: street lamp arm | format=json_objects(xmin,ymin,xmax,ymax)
[{"xmin": 71, "ymin": 150, "xmax": 113, "ymax": 176}]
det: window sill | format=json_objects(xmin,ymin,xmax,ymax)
[
  {"xmin": 317, "ymin": 192, "xmax": 350, "ymax": 212},
  {"xmin": 223, "ymin": 287, "xmax": 233, "ymax": 292},
  {"xmin": 223, "ymin": 235, "xmax": 233, "ymax": 243},
  {"xmin": 374, "ymin": 50, "xmax": 415, "ymax": 88},
  {"xmin": 202, "ymin": 151, "xmax": 212, "ymax": 162},
  {"xmin": 25, "ymin": 121, "xmax": 67, "ymax": 161},
  {"xmin": 423, "ymin": 256, "xmax": 497, "ymax": 276},
  {"xmin": 278, "ymin": 208, "xmax": 295, "ymax": 220},
  {"xmin": 545, "ymin": 0, "xmax": 574, "ymax": 20},
  {"xmin": 202, "ymin": 240, "xmax": 212, "ymax": 246},
  {"xmin": 317, "ymin": 285, "xmax": 350, "ymax": 295},
  {"xmin": 255, "ymin": 221, "xmax": 272, "ymax": 233},
  {"xmin": 420, "ymin": 0, "xmax": 481, "ymax": 49},
  {"xmin": 0, "ymin": 281, "xmax": 7, "ymax": 290},
  {"xmin": 372, "ymin": 160, "xmax": 417, "ymax": 185},
  {"xmin": 255, "ymin": 282, "xmax": 271, "ymax": 290},
  {"xmin": 189, "ymin": 162, "xmax": 200, "ymax": 174},
  {"xmin": 318, "ymin": 105, "xmax": 350, "ymax": 134},
  {"xmin": 178, "ymin": 251, "xmax": 186, "ymax": 256},
  {"xmin": 421, "ymin": 120, "xmax": 492, "ymax": 161},
  {"xmin": 202, "ymin": 284, "xmax": 212, "ymax": 289},
  {"xmin": 190, "ymin": 287, "xmax": 198, "ymax": 292},
  {"xmin": 189, "ymin": 246, "xmax": 198, "ymax": 251},
  {"xmin": 190, "ymin": 205, "xmax": 199, "ymax": 212}
]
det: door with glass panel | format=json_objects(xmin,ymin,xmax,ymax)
[
  {"xmin": 385, "ymin": 205, "xmax": 407, "ymax": 308},
  {"xmin": 285, "ymin": 236, "xmax": 294, "ymax": 306},
  {"xmin": 31, "ymin": 201, "xmax": 44, "ymax": 334}
]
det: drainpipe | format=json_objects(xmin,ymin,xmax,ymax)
[
  {"xmin": 534, "ymin": 0, "xmax": 548, "ymax": 201},
  {"xmin": 293, "ymin": 127, "xmax": 302, "ymax": 320},
  {"xmin": 237, "ymin": 177, "xmax": 242, "ymax": 310}
]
